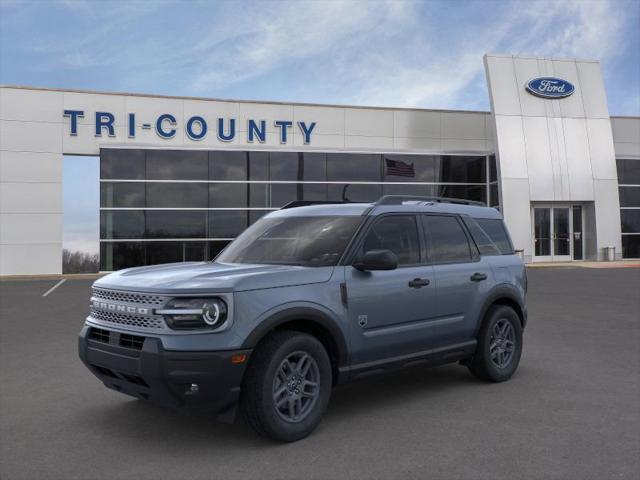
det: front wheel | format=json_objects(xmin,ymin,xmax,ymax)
[
  {"xmin": 240, "ymin": 331, "xmax": 332, "ymax": 442},
  {"xmin": 468, "ymin": 305, "xmax": 523, "ymax": 382}
]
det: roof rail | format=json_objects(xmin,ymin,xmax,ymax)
[
  {"xmin": 280, "ymin": 200, "xmax": 352, "ymax": 210},
  {"xmin": 374, "ymin": 195, "xmax": 486, "ymax": 207}
]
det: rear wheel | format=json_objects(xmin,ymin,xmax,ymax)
[
  {"xmin": 468, "ymin": 305, "xmax": 523, "ymax": 382},
  {"xmin": 240, "ymin": 331, "xmax": 332, "ymax": 442}
]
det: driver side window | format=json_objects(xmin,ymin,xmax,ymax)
[{"xmin": 361, "ymin": 215, "xmax": 420, "ymax": 265}]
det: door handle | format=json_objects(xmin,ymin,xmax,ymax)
[
  {"xmin": 470, "ymin": 272, "xmax": 487, "ymax": 282},
  {"xmin": 408, "ymin": 278, "xmax": 430, "ymax": 288}
]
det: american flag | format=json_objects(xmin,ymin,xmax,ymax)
[{"xmin": 385, "ymin": 158, "xmax": 415, "ymax": 177}]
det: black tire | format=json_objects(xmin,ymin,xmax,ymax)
[
  {"xmin": 240, "ymin": 330, "xmax": 332, "ymax": 442},
  {"xmin": 468, "ymin": 305, "xmax": 523, "ymax": 382}
]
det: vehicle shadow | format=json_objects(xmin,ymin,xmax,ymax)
[{"xmin": 75, "ymin": 363, "xmax": 485, "ymax": 449}]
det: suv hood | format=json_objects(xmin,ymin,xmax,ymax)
[{"xmin": 94, "ymin": 262, "xmax": 334, "ymax": 294}]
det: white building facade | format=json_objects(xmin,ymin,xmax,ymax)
[{"xmin": 1, "ymin": 54, "xmax": 639, "ymax": 275}]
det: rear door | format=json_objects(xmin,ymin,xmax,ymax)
[
  {"xmin": 345, "ymin": 214, "xmax": 437, "ymax": 365},
  {"xmin": 421, "ymin": 214, "xmax": 492, "ymax": 346}
]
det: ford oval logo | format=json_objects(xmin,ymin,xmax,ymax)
[{"xmin": 526, "ymin": 77, "xmax": 575, "ymax": 99}]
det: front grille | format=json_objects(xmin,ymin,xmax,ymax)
[
  {"xmin": 89, "ymin": 327, "xmax": 110, "ymax": 343},
  {"xmin": 90, "ymin": 308, "xmax": 165, "ymax": 330},
  {"xmin": 120, "ymin": 333, "xmax": 145, "ymax": 350},
  {"xmin": 91, "ymin": 288, "xmax": 166, "ymax": 307}
]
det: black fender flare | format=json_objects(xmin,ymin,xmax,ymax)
[
  {"xmin": 241, "ymin": 306, "xmax": 349, "ymax": 367},
  {"xmin": 474, "ymin": 284, "xmax": 526, "ymax": 336}
]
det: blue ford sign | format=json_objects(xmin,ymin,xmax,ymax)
[{"xmin": 526, "ymin": 77, "xmax": 575, "ymax": 99}]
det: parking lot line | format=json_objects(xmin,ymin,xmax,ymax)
[{"xmin": 42, "ymin": 279, "xmax": 66, "ymax": 297}]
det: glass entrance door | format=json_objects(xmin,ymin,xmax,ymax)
[{"xmin": 532, "ymin": 205, "xmax": 583, "ymax": 261}]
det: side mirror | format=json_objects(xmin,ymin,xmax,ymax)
[{"xmin": 353, "ymin": 249, "xmax": 398, "ymax": 271}]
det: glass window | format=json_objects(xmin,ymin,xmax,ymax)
[
  {"xmin": 621, "ymin": 210, "xmax": 640, "ymax": 233},
  {"xmin": 210, "ymin": 150, "xmax": 247, "ymax": 180},
  {"xmin": 437, "ymin": 184, "xmax": 486, "ymax": 204},
  {"xmin": 489, "ymin": 155, "xmax": 497, "ymax": 182},
  {"xmin": 209, "ymin": 211, "xmax": 248, "ymax": 238},
  {"xmin": 146, "ymin": 211, "xmax": 207, "ymax": 238},
  {"xmin": 476, "ymin": 218, "xmax": 514, "ymax": 254},
  {"xmin": 100, "ymin": 183, "xmax": 145, "ymax": 208},
  {"xmin": 327, "ymin": 153, "xmax": 381, "ymax": 182},
  {"xmin": 146, "ymin": 150, "xmax": 208, "ymax": 180},
  {"xmin": 328, "ymin": 183, "xmax": 382, "ymax": 203},
  {"xmin": 208, "ymin": 241, "xmax": 231, "ymax": 260},
  {"xmin": 249, "ymin": 152, "xmax": 269, "ymax": 180},
  {"xmin": 210, "ymin": 183, "xmax": 247, "ymax": 207},
  {"xmin": 382, "ymin": 184, "xmax": 434, "ymax": 197},
  {"xmin": 100, "ymin": 242, "xmax": 145, "ymax": 271},
  {"xmin": 270, "ymin": 152, "xmax": 300, "ymax": 181},
  {"xmin": 302, "ymin": 183, "xmax": 328, "ymax": 201},
  {"xmin": 383, "ymin": 155, "xmax": 438, "ymax": 182},
  {"xmin": 100, "ymin": 211, "xmax": 145, "ymax": 239},
  {"xmin": 462, "ymin": 217, "xmax": 500, "ymax": 256},
  {"xmin": 217, "ymin": 216, "xmax": 362, "ymax": 267},
  {"xmin": 100, "ymin": 149, "xmax": 145, "ymax": 179},
  {"xmin": 437, "ymin": 156, "xmax": 485, "ymax": 183},
  {"xmin": 270, "ymin": 183, "xmax": 299, "ymax": 207},
  {"xmin": 489, "ymin": 184, "xmax": 499, "ymax": 208},
  {"xmin": 146, "ymin": 182, "xmax": 208, "ymax": 208},
  {"xmin": 617, "ymin": 158, "xmax": 640, "ymax": 185},
  {"xmin": 361, "ymin": 215, "xmax": 420, "ymax": 265},
  {"xmin": 423, "ymin": 215, "xmax": 472, "ymax": 263},
  {"xmin": 146, "ymin": 241, "xmax": 183, "ymax": 265},
  {"xmin": 302, "ymin": 153, "xmax": 327, "ymax": 181},
  {"xmin": 622, "ymin": 235, "xmax": 640, "ymax": 259},
  {"xmin": 619, "ymin": 187, "xmax": 640, "ymax": 207},
  {"xmin": 249, "ymin": 183, "xmax": 268, "ymax": 208},
  {"xmin": 184, "ymin": 242, "xmax": 207, "ymax": 262},
  {"xmin": 249, "ymin": 210, "xmax": 268, "ymax": 225}
]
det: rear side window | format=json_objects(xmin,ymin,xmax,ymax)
[
  {"xmin": 475, "ymin": 218, "xmax": 514, "ymax": 254},
  {"xmin": 462, "ymin": 217, "xmax": 501, "ymax": 256},
  {"xmin": 361, "ymin": 215, "xmax": 420, "ymax": 265},
  {"xmin": 423, "ymin": 215, "xmax": 472, "ymax": 263}
]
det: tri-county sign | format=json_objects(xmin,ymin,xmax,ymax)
[
  {"xmin": 525, "ymin": 77, "xmax": 575, "ymax": 99},
  {"xmin": 63, "ymin": 110, "xmax": 317, "ymax": 144}
]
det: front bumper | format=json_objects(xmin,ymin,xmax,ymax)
[{"xmin": 78, "ymin": 325, "xmax": 251, "ymax": 422}]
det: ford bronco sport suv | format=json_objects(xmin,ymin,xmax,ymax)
[{"xmin": 79, "ymin": 195, "xmax": 527, "ymax": 442}]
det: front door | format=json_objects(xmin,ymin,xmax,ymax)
[
  {"xmin": 345, "ymin": 214, "xmax": 438, "ymax": 365},
  {"xmin": 532, "ymin": 205, "xmax": 583, "ymax": 261}
]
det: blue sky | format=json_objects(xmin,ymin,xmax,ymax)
[{"xmin": 1, "ymin": 0, "xmax": 639, "ymax": 253}]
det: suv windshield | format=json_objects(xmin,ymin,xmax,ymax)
[{"xmin": 216, "ymin": 215, "xmax": 362, "ymax": 267}]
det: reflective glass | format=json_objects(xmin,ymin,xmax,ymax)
[
  {"xmin": 100, "ymin": 182, "xmax": 145, "ymax": 208},
  {"xmin": 249, "ymin": 152, "xmax": 269, "ymax": 180},
  {"xmin": 210, "ymin": 183, "xmax": 247, "ymax": 207},
  {"xmin": 621, "ymin": 210, "xmax": 640, "ymax": 233},
  {"xmin": 208, "ymin": 241, "xmax": 231, "ymax": 260},
  {"xmin": 361, "ymin": 215, "xmax": 420, "ymax": 265},
  {"xmin": 438, "ymin": 156, "xmax": 485, "ymax": 183},
  {"xmin": 100, "ymin": 242, "xmax": 145, "ymax": 271},
  {"xmin": 328, "ymin": 183, "xmax": 382, "ymax": 203},
  {"xmin": 146, "ymin": 150, "xmax": 208, "ymax": 180},
  {"xmin": 210, "ymin": 151, "xmax": 248, "ymax": 180},
  {"xmin": 269, "ymin": 152, "xmax": 300, "ymax": 181},
  {"xmin": 489, "ymin": 155, "xmax": 497, "ymax": 182},
  {"xmin": 383, "ymin": 155, "xmax": 438, "ymax": 182},
  {"xmin": 622, "ymin": 235, "xmax": 640, "ymax": 258},
  {"xmin": 146, "ymin": 242, "xmax": 183, "ymax": 265},
  {"xmin": 475, "ymin": 218, "xmax": 514, "ymax": 255},
  {"xmin": 436, "ymin": 184, "xmax": 486, "ymax": 203},
  {"xmin": 534, "ymin": 208, "xmax": 551, "ymax": 256},
  {"xmin": 617, "ymin": 159, "xmax": 640, "ymax": 184},
  {"xmin": 100, "ymin": 211, "xmax": 145, "ymax": 239},
  {"xmin": 146, "ymin": 182, "xmax": 208, "ymax": 208},
  {"xmin": 423, "ymin": 215, "xmax": 472, "ymax": 263},
  {"xmin": 302, "ymin": 153, "xmax": 327, "ymax": 181},
  {"xmin": 209, "ymin": 210, "xmax": 248, "ymax": 238},
  {"xmin": 146, "ymin": 211, "xmax": 207, "ymax": 238},
  {"xmin": 184, "ymin": 242, "xmax": 207, "ymax": 262},
  {"xmin": 327, "ymin": 153, "xmax": 381, "ymax": 182},
  {"xmin": 100, "ymin": 149, "xmax": 145, "ymax": 179},
  {"xmin": 619, "ymin": 187, "xmax": 640, "ymax": 207}
]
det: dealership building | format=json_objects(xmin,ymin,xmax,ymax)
[{"xmin": 1, "ymin": 54, "xmax": 639, "ymax": 275}]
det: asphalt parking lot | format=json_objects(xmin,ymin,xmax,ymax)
[{"xmin": 1, "ymin": 267, "xmax": 639, "ymax": 480}]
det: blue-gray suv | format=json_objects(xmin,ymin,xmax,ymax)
[{"xmin": 79, "ymin": 196, "xmax": 527, "ymax": 442}]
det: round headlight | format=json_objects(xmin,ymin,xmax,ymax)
[
  {"xmin": 159, "ymin": 298, "xmax": 228, "ymax": 330},
  {"xmin": 203, "ymin": 300, "xmax": 227, "ymax": 327}
]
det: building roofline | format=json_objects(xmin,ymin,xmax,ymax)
[{"xmin": 0, "ymin": 84, "xmax": 490, "ymax": 115}]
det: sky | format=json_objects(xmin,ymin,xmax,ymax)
[{"xmin": 1, "ymin": 0, "xmax": 639, "ymax": 253}]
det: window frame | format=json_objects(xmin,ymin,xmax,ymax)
[{"xmin": 419, "ymin": 213, "xmax": 480, "ymax": 266}]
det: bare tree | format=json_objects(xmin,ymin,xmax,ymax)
[{"xmin": 62, "ymin": 249, "xmax": 99, "ymax": 274}]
